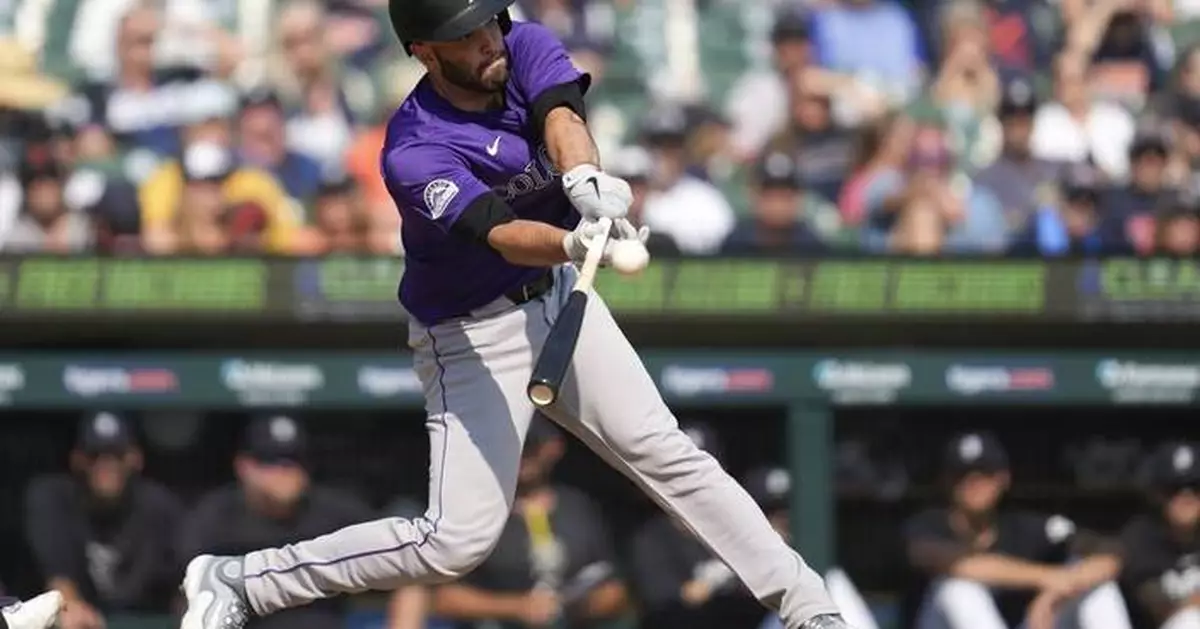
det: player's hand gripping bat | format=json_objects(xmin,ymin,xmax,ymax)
[{"xmin": 527, "ymin": 216, "xmax": 613, "ymax": 407}]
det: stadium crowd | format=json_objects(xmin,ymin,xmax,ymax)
[{"xmin": 5, "ymin": 0, "xmax": 1200, "ymax": 256}]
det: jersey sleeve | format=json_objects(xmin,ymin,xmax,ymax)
[
  {"xmin": 383, "ymin": 144, "xmax": 494, "ymax": 233},
  {"xmin": 508, "ymin": 22, "xmax": 592, "ymax": 105},
  {"xmin": 1023, "ymin": 512, "xmax": 1076, "ymax": 562},
  {"xmin": 1119, "ymin": 518, "xmax": 1174, "ymax": 590}
]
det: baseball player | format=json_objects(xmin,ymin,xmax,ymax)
[{"xmin": 177, "ymin": 3, "xmax": 847, "ymax": 629}]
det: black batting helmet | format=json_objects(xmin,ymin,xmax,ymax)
[{"xmin": 389, "ymin": 0, "xmax": 515, "ymax": 54}]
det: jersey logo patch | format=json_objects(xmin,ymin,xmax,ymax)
[{"xmin": 423, "ymin": 179, "xmax": 460, "ymax": 219}]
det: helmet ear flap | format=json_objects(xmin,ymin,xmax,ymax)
[{"xmin": 497, "ymin": 9, "xmax": 512, "ymax": 34}]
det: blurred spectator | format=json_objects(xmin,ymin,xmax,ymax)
[
  {"xmin": 926, "ymin": 1, "xmax": 1002, "ymax": 169},
  {"xmin": 721, "ymin": 150, "xmax": 846, "ymax": 254},
  {"xmin": 638, "ymin": 104, "xmax": 735, "ymax": 255},
  {"xmin": 809, "ymin": 0, "xmax": 925, "ymax": 108},
  {"xmin": 741, "ymin": 466, "xmax": 880, "ymax": 629},
  {"xmin": 1153, "ymin": 190, "xmax": 1200, "ymax": 256},
  {"xmin": 902, "ymin": 432, "xmax": 1129, "ymax": 629},
  {"xmin": 514, "ymin": 0, "xmax": 616, "ymax": 82},
  {"xmin": 1009, "ymin": 163, "xmax": 1127, "ymax": 256},
  {"xmin": 236, "ymin": 88, "xmax": 324, "ymax": 204},
  {"xmin": 724, "ymin": 6, "xmax": 813, "ymax": 161},
  {"xmin": 605, "ymin": 145, "xmax": 680, "ymax": 255},
  {"xmin": 4, "ymin": 142, "xmax": 95, "ymax": 253},
  {"xmin": 1030, "ymin": 53, "xmax": 1136, "ymax": 180},
  {"xmin": 628, "ymin": 423, "xmax": 764, "ymax": 629},
  {"xmin": 73, "ymin": 4, "xmax": 238, "ymax": 163},
  {"xmin": 267, "ymin": 0, "xmax": 375, "ymax": 170},
  {"xmin": 1118, "ymin": 442, "xmax": 1200, "ymax": 629},
  {"xmin": 1067, "ymin": 0, "xmax": 1172, "ymax": 109},
  {"xmin": 975, "ymin": 77, "xmax": 1063, "ymax": 235},
  {"xmin": 140, "ymin": 142, "xmax": 298, "ymax": 254},
  {"xmin": 179, "ymin": 415, "xmax": 374, "ymax": 629},
  {"xmin": 1155, "ymin": 44, "xmax": 1200, "ymax": 122},
  {"xmin": 431, "ymin": 418, "xmax": 630, "ymax": 629},
  {"xmin": 1098, "ymin": 125, "xmax": 1173, "ymax": 255},
  {"xmin": 291, "ymin": 170, "xmax": 392, "ymax": 255},
  {"xmin": 767, "ymin": 68, "xmax": 858, "ymax": 204},
  {"xmin": 24, "ymin": 412, "xmax": 183, "ymax": 628},
  {"xmin": 839, "ymin": 111, "xmax": 914, "ymax": 226},
  {"xmin": 864, "ymin": 124, "xmax": 1007, "ymax": 254}
]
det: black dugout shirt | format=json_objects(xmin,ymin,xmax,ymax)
[
  {"xmin": 903, "ymin": 508, "xmax": 1076, "ymax": 627},
  {"xmin": 178, "ymin": 486, "xmax": 372, "ymax": 629},
  {"xmin": 455, "ymin": 486, "xmax": 620, "ymax": 629},
  {"xmin": 24, "ymin": 475, "xmax": 183, "ymax": 613},
  {"xmin": 629, "ymin": 515, "xmax": 764, "ymax": 629},
  {"xmin": 1119, "ymin": 514, "xmax": 1200, "ymax": 626}
]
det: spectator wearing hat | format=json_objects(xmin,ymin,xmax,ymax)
[
  {"xmin": 721, "ymin": 150, "xmax": 845, "ymax": 254},
  {"xmin": 3, "ymin": 142, "xmax": 95, "ymax": 253},
  {"xmin": 724, "ymin": 7, "xmax": 814, "ymax": 161},
  {"xmin": 1030, "ymin": 53, "xmax": 1135, "ymax": 181},
  {"xmin": 236, "ymin": 89, "xmax": 324, "ymax": 204},
  {"xmin": 1009, "ymin": 163, "xmax": 1129, "ymax": 256},
  {"xmin": 863, "ymin": 124, "xmax": 1008, "ymax": 254},
  {"xmin": 1152, "ymin": 189, "xmax": 1200, "ymax": 256},
  {"xmin": 432, "ymin": 417, "xmax": 630, "ymax": 629},
  {"xmin": 903, "ymin": 432, "xmax": 1129, "ymax": 629},
  {"xmin": 179, "ymin": 415, "xmax": 373, "ymax": 629},
  {"xmin": 975, "ymin": 78, "xmax": 1067, "ymax": 236},
  {"xmin": 24, "ymin": 412, "xmax": 184, "ymax": 629},
  {"xmin": 637, "ymin": 103, "xmax": 736, "ymax": 255},
  {"xmin": 628, "ymin": 423, "xmax": 766, "ymax": 629},
  {"xmin": 1098, "ymin": 125, "xmax": 1173, "ymax": 255},
  {"xmin": 139, "ymin": 140, "xmax": 299, "ymax": 254},
  {"xmin": 742, "ymin": 466, "xmax": 880, "ymax": 629},
  {"xmin": 1118, "ymin": 442, "xmax": 1200, "ymax": 629}
]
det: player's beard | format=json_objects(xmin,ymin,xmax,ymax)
[{"xmin": 437, "ymin": 49, "xmax": 510, "ymax": 95}]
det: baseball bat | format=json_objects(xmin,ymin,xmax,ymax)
[{"xmin": 527, "ymin": 217, "xmax": 613, "ymax": 407}]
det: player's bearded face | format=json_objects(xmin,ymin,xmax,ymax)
[{"xmin": 429, "ymin": 21, "xmax": 510, "ymax": 94}]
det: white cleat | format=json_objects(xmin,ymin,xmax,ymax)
[
  {"xmin": 180, "ymin": 555, "xmax": 251, "ymax": 629},
  {"xmin": 1, "ymin": 591, "xmax": 64, "ymax": 629}
]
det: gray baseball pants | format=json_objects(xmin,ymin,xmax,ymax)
[{"xmin": 242, "ymin": 263, "xmax": 839, "ymax": 629}]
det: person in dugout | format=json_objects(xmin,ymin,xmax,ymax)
[
  {"xmin": 177, "ymin": 415, "xmax": 373, "ymax": 629},
  {"xmin": 1118, "ymin": 442, "xmax": 1200, "ymax": 629},
  {"xmin": 430, "ymin": 417, "xmax": 631, "ymax": 629},
  {"xmin": 903, "ymin": 431, "xmax": 1132, "ymax": 629},
  {"xmin": 23, "ymin": 412, "xmax": 183, "ymax": 629},
  {"xmin": 629, "ymin": 427, "xmax": 878, "ymax": 629}
]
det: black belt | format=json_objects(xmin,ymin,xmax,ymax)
[{"xmin": 504, "ymin": 270, "xmax": 554, "ymax": 305}]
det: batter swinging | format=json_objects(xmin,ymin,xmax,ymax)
[{"xmin": 178, "ymin": 2, "xmax": 849, "ymax": 629}]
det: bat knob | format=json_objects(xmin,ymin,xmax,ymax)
[{"xmin": 527, "ymin": 382, "xmax": 558, "ymax": 407}]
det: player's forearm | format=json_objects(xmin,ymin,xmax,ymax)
[
  {"xmin": 430, "ymin": 584, "xmax": 528, "ymax": 621},
  {"xmin": 1062, "ymin": 554, "xmax": 1122, "ymax": 596},
  {"xmin": 544, "ymin": 107, "xmax": 600, "ymax": 173},
  {"xmin": 486, "ymin": 220, "xmax": 571, "ymax": 267},
  {"xmin": 574, "ymin": 581, "xmax": 629, "ymax": 620},
  {"xmin": 946, "ymin": 554, "xmax": 1060, "ymax": 589}
]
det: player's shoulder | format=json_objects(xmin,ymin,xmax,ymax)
[
  {"xmin": 190, "ymin": 485, "xmax": 243, "ymax": 514},
  {"xmin": 25, "ymin": 473, "xmax": 75, "ymax": 501}
]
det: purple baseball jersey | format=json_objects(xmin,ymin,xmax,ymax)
[{"xmin": 382, "ymin": 21, "xmax": 591, "ymax": 326}]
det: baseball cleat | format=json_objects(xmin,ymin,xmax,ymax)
[
  {"xmin": 799, "ymin": 614, "xmax": 854, "ymax": 629},
  {"xmin": 1, "ymin": 590, "xmax": 64, "ymax": 629},
  {"xmin": 180, "ymin": 555, "xmax": 251, "ymax": 629}
]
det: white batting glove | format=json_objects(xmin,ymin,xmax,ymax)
[
  {"xmin": 561, "ymin": 218, "xmax": 614, "ymax": 264},
  {"xmin": 562, "ymin": 164, "xmax": 633, "ymax": 221}
]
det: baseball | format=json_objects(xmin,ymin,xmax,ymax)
[{"xmin": 609, "ymin": 239, "xmax": 650, "ymax": 275}]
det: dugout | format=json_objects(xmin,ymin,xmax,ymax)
[{"xmin": 0, "ymin": 255, "xmax": 1198, "ymax": 629}]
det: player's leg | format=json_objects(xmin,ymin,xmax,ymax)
[
  {"xmin": 181, "ymin": 304, "xmax": 541, "ymax": 628},
  {"xmin": 1057, "ymin": 581, "xmax": 1132, "ymax": 629},
  {"xmin": 913, "ymin": 579, "xmax": 1008, "ymax": 629},
  {"xmin": 0, "ymin": 591, "xmax": 64, "ymax": 629},
  {"xmin": 534, "ymin": 267, "xmax": 837, "ymax": 629}
]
